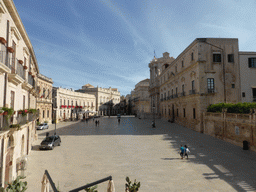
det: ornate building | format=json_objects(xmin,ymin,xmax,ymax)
[
  {"xmin": 76, "ymin": 84, "xmax": 121, "ymax": 116},
  {"xmin": 148, "ymin": 52, "xmax": 175, "ymax": 118},
  {"xmin": 0, "ymin": 0, "xmax": 38, "ymax": 187},
  {"xmin": 36, "ymin": 74, "xmax": 53, "ymax": 124},
  {"xmin": 155, "ymin": 38, "xmax": 242, "ymax": 132},
  {"xmin": 132, "ymin": 79, "xmax": 150, "ymax": 118},
  {"xmin": 52, "ymin": 87, "xmax": 96, "ymax": 122}
]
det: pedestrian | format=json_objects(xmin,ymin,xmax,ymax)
[
  {"xmin": 95, "ymin": 120, "xmax": 97, "ymax": 126},
  {"xmin": 184, "ymin": 145, "xmax": 190, "ymax": 159},
  {"xmin": 152, "ymin": 121, "xmax": 155, "ymax": 128},
  {"xmin": 180, "ymin": 145, "xmax": 185, "ymax": 159},
  {"xmin": 118, "ymin": 118, "xmax": 120, "ymax": 124}
]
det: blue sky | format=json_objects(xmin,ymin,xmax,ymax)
[{"xmin": 14, "ymin": 0, "xmax": 256, "ymax": 96}]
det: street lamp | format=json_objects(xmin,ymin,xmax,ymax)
[{"xmin": 152, "ymin": 106, "xmax": 156, "ymax": 128}]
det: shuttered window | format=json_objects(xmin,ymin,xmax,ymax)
[{"xmin": 248, "ymin": 58, "xmax": 256, "ymax": 68}]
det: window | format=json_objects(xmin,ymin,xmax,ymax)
[
  {"xmin": 175, "ymin": 66, "xmax": 177, "ymax": 73},
  {"xmin": 191, "ymin": 52, "xmax": 194, "ymax": 61},
  {"xmin": 161, "ymin": 94, "xmax": 163, "ymax": 99},
  {"xmin": 168, "ymin": 91, "xmax": 170, "ymax": 97},
  {"xmin": 176, "ymin": 87, "xmax": 178, "ymax": 95},
  {"xmin": 193, "ymin": 108, "xmax": 196, "ymax": 119},
  {"xmin": 10, "ymin": 91, "xmax": 15, "ymax": 109},
  {"xmin": 248, "ymin": 58, "xmax": 256, "ymax": 68},
  {"xmin": 71, "ymin": 100, "xmax": 73, "ymax": 106},
  {"xmin": 23, "ymin": 95, "xmax": 25, "ymax": 110},
  {"xmin": 47, "ymin": 110, "xmax": 49, "ymax": 118},
  {"xmin": 253, "ymin": 88, "xmax": 256, "ymax": 101},
  {"xmin": 232, "ymin": 84, "xmax": 235, "ymax": 88},
  {"xmin": 165, "ymin": 108, "xmax": 166, "ymax": 115},
  {"xmin": 172, "ymin": 89, "xmax": 173, "ymax": 96},
  {"xmin": 242, "ymin": 92, "xmax": 245, "ymax": 97},
  {"xmin": 182, "ymin": 60, "xmax": 184, "ymax": 68},
  {"xmin": 183, "ymin": 108, "xmax": 186, "ymax": 118},
  {"xmin": 91, "ymin": 102, "xmax": 93, "ymax": 107},
  {"xmin": 192, "ymin": 80, "xmax": 195, "ymax": 90},
  {"xmin": 213, "ymin": 53, "xmax": 221, "ymax": 62},
  {"xmin": 43, "ymin": 110, "xmax": 45, "ymax": 118},
  {"xmin": 228, "ymin": 54, "xmax": 234, "ymax": 62},
  {"xmin": 64, "ymin": 100, "xmax": 66, "ymax": 105},
  {"xmin": 182, "ymin": 84, "xmax": 184, "ymax": 93},
  {"xmin": 68, "ymin": 100, "xmax": 69, "ymax": 106},
  {"xmin": 164, "ymin": 93, "xmax": 166, "ymax": 99},
  {"xmin": 207, "ymin": 78, "xmax": 215, "ymax": 93}
]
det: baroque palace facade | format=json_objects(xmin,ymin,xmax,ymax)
[
  {"xmin": 149, "ymin": 38, "xmax": 256, "ymax": 133},
  {"xmin": 52, "ymin": 87, "xmax": 96, "ymax": 122},
  {"xmin": 0, "ymin": 0, "xmax": 38, "ymax": 187},
  {"xmin": 76, "ymin": 84, "xmax": 121, "ymax": 116}
]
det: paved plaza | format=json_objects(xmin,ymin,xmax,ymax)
[{"xmin": 26, "ymin": 117, "xmax": 256, "ymax": 191}]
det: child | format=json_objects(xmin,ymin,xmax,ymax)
[
  {"xmin": 184, "ymin": 145, "xmax": 190, "ymax": 159},
  {"xmin": 180, "ymin": 145, "xmax": 185, "ymax": 159}
]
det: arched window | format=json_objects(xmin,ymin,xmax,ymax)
[{"xmin": 7, "ymin": 135, "xmax": 14, "ymax": 148}]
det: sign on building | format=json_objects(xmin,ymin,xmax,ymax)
[{"xmin": 235, "ymin": 126, "xmax": 239, "ymax": 135}]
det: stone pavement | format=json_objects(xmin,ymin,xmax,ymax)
[{"xmin": 25, "ymin": 117, "xmax": 256, "ymax": 191}]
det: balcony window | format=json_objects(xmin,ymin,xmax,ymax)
[
  {"xmin": 192, "ymin": 80, "xmax": 195, "ymax": 91},
  {"xmin": 213, "ymin": 53, "xmax": 221, "ymax": 62},
  {"xmin": 207, "ymin": 78, "xmax": 215, "ymax": 93},
  {"xmin": 191, "ymin": 52, "xmax": 194, "ymax": 61},
  {"xmin": 228, "ymin": 54, "xmax": 234, "ymax": 63},
  {"xmin": 253, "ymin": 88, "xmax": 256, "ymax": 102},
  {"xmin": 248, "ymin": 58, "xmax": 256, "ymax": 68}
]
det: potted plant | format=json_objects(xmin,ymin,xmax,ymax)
[
  {"xmin": 0, "ymin": 176, "xmax": 27, "ymax": 192},
  {"xmin": 23, "ymin": 66, "xmax": 28, "ymax": 70},
  {"xmin": 28, "ymin": 72, "xmax": 32, "ymax": 75},
  {"xmin": 18, "ymin": 110, "xmax": 27, "ymax": 117},
  {"xmin": 0, "ymin": 108, "xmax": 4, "ymax": 116},
  {"xmin": 125, "ymin": 177, "xmax": 140, "ymax": 192},
  {"xmin": 0, "ymin": 37, "xmax": 7, "ymax": 45},
  {"xmin": 2, "ymin": 107, "xmax": 14, "ymax": 119},
  {"xmin": 18, "ymin": 60, "xmax": 23, "ymax": 64},
  {"xmin": 28, "ymin": 109, "xmax": 37, "ymax": 115},
  {"xmin": 7, "ymin": 47, "xmax": 14, "ymax": 53},
  {"xmin": 84, "ymin": 185, "xmax": 98, "ymax": 192},
  {"xmin": 10, "ymin": 124, "xmax": 20, "ymax": 129}
]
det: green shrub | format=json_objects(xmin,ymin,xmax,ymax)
[{"xmin": 207, "ymin": 102, "xmax": 256, "ymax": 114}]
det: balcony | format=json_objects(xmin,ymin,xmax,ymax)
[
  {"xmin": 22, "ymin": 80, "xmax": 33, "ymax": 91},
  {"xmin": 207, "ymin": 89, "xmax": 216, "ymax": 94},
  {"xmin": 8, "ymin": 59, "xmax": 25, "ymax": 85},
  {"xmin": 0, "ymin": 50, "xmax": 11, "ymax": 74},
  {"xmin": 37, "ymin": 97, "xmax": 52, "ymax": 104},
  {"xmin": 189, "ymin": 89, "xmax": 197, "ymax": 95}
]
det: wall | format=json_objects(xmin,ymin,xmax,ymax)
[{"xmin": 203, "ymin": 111, "xmax": 256, "ymax": 152}]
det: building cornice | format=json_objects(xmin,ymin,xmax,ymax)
[{"xmin": 3, "ymin": 0, "xmax": 39, "ymax": 73}]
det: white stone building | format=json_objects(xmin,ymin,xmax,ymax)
[
  {"xmin": 76, "ymin": 84, "xmax": 121, "ymax": 116},
  {"xmin": 0, "ymin": 0, "xmax": 38, "ymax": 187},
  {"xmin": 52, "ymin": 87, "xmax": 96, "ymax": 122}
]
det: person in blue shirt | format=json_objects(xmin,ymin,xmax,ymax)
[{"xmin": 180, "ymin": 145, "xmax": 185, "ymax": 159}]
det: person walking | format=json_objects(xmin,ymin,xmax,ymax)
[
  {"xmin": 184, "ymin": 145, "xmax": 190, "ymax": 159},
  {"xmin": 180, "ymin": 145, "xmax": 185, "ymax": 159},
  {"xmin": 95, "ymin": 120, "xmax": 98, "ymax": 126}
]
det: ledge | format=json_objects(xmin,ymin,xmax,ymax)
[
  {"xmin": 8, "ymin": 73, "xmax": 24, "ymax": 85},
  {"xmin": 0, "ymin": 62, "xmax": 11, "ymax": 74}
]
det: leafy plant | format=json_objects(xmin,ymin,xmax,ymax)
[
  {"xmin": 10, "ymin": 124, "xmax": 20, "ymax": 129},
  {"xmin": 28, "ymin": 109, "xmax": 37, "ymax": 115},
  {"xmin": 19, "ymin": 110, "xmax": 28, "ymax": 117},
  {"xmin": 207, "ymin": 102, "xmax": 256, "ymax": 114},
  {"xmin": 84, "ymin": 184, "xmax": 98, "ymax": 192},
  {"xmin": 125, "ymin": 177, "xmax": 140, "ymax": 192},
  {"xmin": 2, "ymin": 107, "xmax": 14, "ymax": 119},
  {"xmin": 1, "ymin": 176, "xmax": 28, "ymax": 192}
]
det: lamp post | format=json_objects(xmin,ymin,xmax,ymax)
[{"xmin": 152, "ymin": 106, "xmax": 156, "ymax": 128}]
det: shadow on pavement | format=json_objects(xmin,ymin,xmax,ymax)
[{"xmin": 37, "ymin": 116, "xmax": 256, "ymax": 192}]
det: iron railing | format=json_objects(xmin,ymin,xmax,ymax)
[
  {"xmin": 189, "ymin": 89, "xmax": 196, "ymax": 95},
  {"xmin": 16, "ymin": 59, "xmax": 25, "ymax": 79},
  {"xmin": 0, "ymin": 50, "xmax": 9, "ymax": 68},
  {"xmin": 208, "ymin": 89, "xmax": 215, "ymax": 93},
  {"xmin": 28, "ymin": 74, "xmax": 35, "ymax": 87}
]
